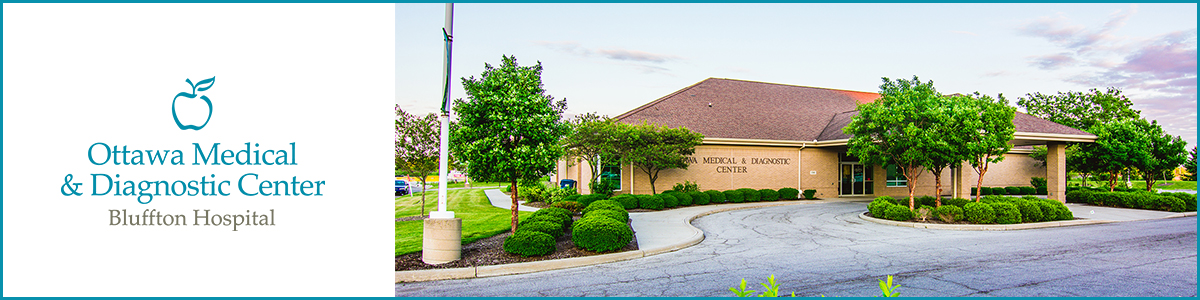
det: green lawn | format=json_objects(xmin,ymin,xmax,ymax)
[
  {"xmin": 395, "ymin": 189, "xmax": 530, "ymax": 256},
  {"xmin": 1069, "ymin": 180, "xmax": 1196, "ymax": 191},
  {"xmin": 431, "ymin": 181, "xmax": 506, "ymax": 190}
]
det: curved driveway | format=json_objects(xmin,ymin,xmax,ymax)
[{"xmin": 395, "ymin": 201, "xmax": 1197, "ymax": 297}]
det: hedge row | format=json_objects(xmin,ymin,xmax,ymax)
[
  {"xmin": 971, "ymin": 186, "xmax": 1043, "ymax": 196},
  {"xmin": 564, "ymin": 187, "xmax": 818, "ymax": 213},
  {"xmin": 1066, "ymin": 189, "xmax": 1195, "ymax": 212},
  {"xmin": 868, "ymin": 195, "xmax": 1073, "ymax": 224}
]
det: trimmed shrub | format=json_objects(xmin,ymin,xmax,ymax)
[
  {"xmin": 638, "ymin": 194, "xmax": 664, "ymax": 210},
  {"xmin": 1036, "ymin": 186, "xmax": 1048, "ymax": 195},
  {"xmin": 738, "ymin": 188, "xmax": 761, "ymax": 202},
  {"xmin": 583, "ymin": 200, "xmax": 626, "ymax": 215},
  {"xmin": 980, "ymin": 187, "xmax": 992, "ymax": 195},
  {"xmin": 1033, "ymin": 201, "xmax": 1058, "ymax": 221},
  {"xmin": 585, "ymin": 209, "xmax": 629, "ymax": 223},
  {"xmin": 883, "ymin": 205, "xmax": 914, "ymax": 221},
  {"xmin": 562, "ymin": 194, "xmax": 582, "ymax": 204},
  {"xmin": 1013, "ymin": 200, "xmax": 1044, "ymax": 222},
  {"xmin": 724, "ymin": 190, "xmax": 745, "ymax": 203},
  {"xmin": 1146, "ymin": 195, "xmax": 1185, "ymax": 212},
  {"xmin": 916, "ymin": 196, "xmax": 937, "ymax": 207},
  {"xmin": 1019, "ymin": 186, "xmax": 1036, "ymax": 195},
  {"xmin": 943, "ymin": 197, "xmax": 970, "ymax": 208},
  {"xmin": 803, "ymin": 189, "xmax": 817, "ymax": 199},
  {"xmin": 1005, "ymin": 186, "xmax": 1022, "ymax": 195},
  {"xmin": 1031, "ymin": 177, "xmax": 1047, "ymax": 189},
  {"xmin": 705, "ymin": 190, "xmax": 726, "ymax": 203},
  {"xmin": 1039, "ymin": 200, "xmax": 1074, "ymax": 220},
  {"xmin": 779, "ymin": 188, "xmax": 800, "ymax": 200},
  {"xmin": 549, "ymin": 201, "xmax": 584, "ymax": 214},
  {"xmin": 532, "ymin": 208, "xmax": 573, "ymax": 230},
  {"xmin": 520, "ymin": 214, "xmax": 564, "ymax": 228},
  {"xmin": 689, "ymin": 191, "xmax": 711, "ymax": 205},
  {"xmin": 971, "ymin": 187, "xmax": 978, "ymax": 196},
  {"xmin": 672, "ymin": 180, "xmax": 700, "ymax": 193},
  {"xmin": 504, "ymin": 230, "xmax": 556, "ymax": 257},
  {"xmin": 518, "ymin": 221, "xmax": 564, "ymax": 238},
  {"xmin": 675, "ymin": 192, "xmax": 694, "ymax": 206},
  {"xmin": 963, "ymin": 202, "xmax": 996, "ymax": 224},
  {"xmin": 571, "ymin": 216, "xmax": 633, "ymax": 252},
  {"xmin": 759, "ymin": 189, "xmax": 780, "ymax": 201},
  {"xmin": 875, "ymin": 196, "xmax": 898, "ymax": 206},
  {"xmin": 578, "ymin": 194, "xmax": 609, "ymax": 207},
  {"xmin": 934, "ymin": 205, "xmax": 963, "ymax": 223},
  {"xmin": 990, "ymin": 202, "xmax": 1022, "ymax": 224},
  {"xmin": 992, "ymin": 187, "xmax": 1007, "ymax": 195},
  {"xmin": 610, "ymin": 194, "xmax": 639, "ymax": 210},
  {"xmin": 1166, "ymin": 192, "xmax": 1197, "ymax": 211},
  {"xmin": 659, "ymin": 193, "xmax": 679, "ymax": 208},
  {"xmin": 868, "ymin": 198, "xmax": 893, "ymax": 218}
]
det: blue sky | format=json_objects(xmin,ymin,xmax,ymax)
[{"xmin": 397, "ymin": 3, "xmax": 1197, "ymax": 147}]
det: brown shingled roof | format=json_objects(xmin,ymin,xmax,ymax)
[{"xmin": 615, "ymin": 78, "xmax": 1094, "ymax": 142}]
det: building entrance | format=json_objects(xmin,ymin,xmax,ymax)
[{"xmin": 840, "ymin": 163, "xmax": 874, "ymax": 196}]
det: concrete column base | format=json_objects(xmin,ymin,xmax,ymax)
[{"xmin": 422, "ymin": 218, "xmax": 462, "ymax": 265}]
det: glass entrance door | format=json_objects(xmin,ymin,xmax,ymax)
[{"xmin": 840, "ymin": 163, "xmax": 873, "ymax": 196}]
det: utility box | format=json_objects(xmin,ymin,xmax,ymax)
[{"xmin": 559, "ymin": 179, "xmax": 577, "ymax": 190}]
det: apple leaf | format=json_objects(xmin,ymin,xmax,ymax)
[{"xmin": 195, "ymin": 77, "xmax": 216, "ymax": 92}]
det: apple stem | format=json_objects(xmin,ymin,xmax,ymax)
[{"xmin": 186, "ymin": 78, "xmax": 196, "ymax": 94}]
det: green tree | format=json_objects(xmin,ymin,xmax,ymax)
[
  {"xmin": 958, "ymin": 92, "xmax": 1016, "ymax": 202},
  {"xmin": 1085, "ymin": 119, "xmax": 1153, "ymax": 191},
  {"xmin": 1133, "ymin": 120, "xmax": 1188, "ymax": 191},
  {"xmin": 561, "ymin": 112, "xmax": 625, "ymax": 195},
  {"xmin": 619, "ymin": 121, "xmax": 703, "ymax": 195},
  {"xmin": 395, "ymin": 105, "xmax": 440, "ymax": 217},
  {"xmin": 921, "ymin": 95, "xmax": 973, "ymax": 206},
  {"xmin": 1016, "ymin": 87, "xmax": 1141, "ymax": 130},
  {"xmin": 1029, "ymin": 146, "xmax": 1047, "ymax": 167},
  {"xmin": 1184, "ymin": 147, "xmax": 1197, "ymax": 181},
  {"xmin": 450, "ymin": 55, "xmax": 568, "ymax": 233},
  {"xmin": 844, "ymin": 76, "xmax": 943, "ymax": 209}
]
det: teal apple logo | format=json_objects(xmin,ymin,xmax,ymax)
[{"xmin": 172, "ymin": 77, "xmax": 215, "ymax": 130}]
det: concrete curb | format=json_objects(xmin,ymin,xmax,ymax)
[{"xmin": 396, "ymin": 198, "xmax": 861, "ymax": 283}]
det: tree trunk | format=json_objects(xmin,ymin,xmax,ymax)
[
  {"xmin": 510, "ymin": 178, "xmax": 519, "ymax": 234},
  {"xmin": 1145, "ymin": 173, "xmax": 1157, "ymax": 192},
  {"xmin": 974, "ymin": 167, "xmax": 987, "ymax": 202},
  {"xmin": 420, "ymin": 179, "xmax": 426, "ymax": 217},
  {"xmin": 932, "ymin": 171, "xmax": 943, "ymax": 207},
  {"xmin": 1107, "ymin": 171, "xmax": 1119, "ymax": 192}
]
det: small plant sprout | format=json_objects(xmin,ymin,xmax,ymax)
[
  {"xmin": 878, "ymin": 275, "xmax": 901, "ymax": 297},
  {"xmin": 730, "ymin": 278, "xmax": 757, "ymax": 297}
]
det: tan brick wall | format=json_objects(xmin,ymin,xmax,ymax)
[
  {"xmin": 624, "ymin": 145, "xmax": 801, "ymax": 194},
  {"xmin": 960, "ymin": 153, "xmax": 1046, "ymax": 190},
  {"xmin": 800, "ymin": 148, "xmax": 840, "ymax": 198},
  {"xmin": 871, "ymin": 165, "xmax": 954, "ymax": 199}
]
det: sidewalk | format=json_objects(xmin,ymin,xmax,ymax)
[{"xmin": 483, "ymin": 188, "xmax": 539, "ymax": 212}]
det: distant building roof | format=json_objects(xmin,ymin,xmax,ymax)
[{"xmin": 615, "ymin": 77, "xmax": 1095, "ymax": 143}]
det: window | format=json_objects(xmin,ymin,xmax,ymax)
[
  {"xmin": 600, "ymin": 162, "xmax": 621, "ymax": 190},
  {"xmin": 886, "ymin": 165, "xmax": 907, "ymax": 187}
]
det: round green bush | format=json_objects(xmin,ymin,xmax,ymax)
[
  {"xmin": 675, "ymin": 192, "xmax": 694, "ymax": 206},
  {"xmin": 582, "ymin": 200, "xmax": 625, "ymax": 215},
  {"xmin": 1036, "ymin": 186, "xmax": 1048, "ymax": 195},
  {"xmin": 1013, "ymin": 200, "xmax": 1044, "ymax": 222},
  {"xmin": 915, "ymin": 196, "xmax": 936, "ymax": 207},
  {"xmin": 1045, "ymin": 201, "xmax": 1074, "ymax": 220},
  {"xmin": 518, "ymin": 220, "xmax": 564, "ymax": 238},
  {"xmin": 875, "ymin": 196, "xmax": 899, "ymax": 206},
  {"xmin": 1019, "ymin": 186, "xmax": 1037, "ymax": 195},
  {"xmin": 638, "ymin": 194, "xmax": 664, "ymax": 210},
  {"xmin": 532, "ymin": 208, "xmax": 573, "ymax": 229},
  {"xmin": 943, "ymin": 197, "xmax": 970, "ymax": 208},
  {"xmin": 934, "ymin": 205, "xmax": 963, "ymax": 222},
  {"xmin": 584, "ymin": 209, "xmax": 628, "ymax": 223},
  {"xmin": 980, "ymin": 187, "xmax": 993, "ymax": 196},
  {"xmin": 883, "ymin": 205, "xmax": 914, "ymax": 221},
  {"xmin": 868, "ymin": 198, "xmax": 893, "ymax": 218},
  {"xmin": 549, "ymin": 201, "xmax": 584, "ymax": 214},
  {"xmin": 738, "ymin": 188, "xmax": 761, "ymax": 202},
  {"xmin": 724, "ymin": 190, "xmax": 744, "ymax": 203},
  {"xmin": 993, "ymin": 187, "xmax": 1008, "ymax": 195},
  {"xmin": 759, "ymin": 189, "xmax": 780, "ymax": 201},
  {"xmin": 659, "ymin": 193, "xmax": 679, "ymax": 208},
  {"xmin": 562, "ymin": 194, "xmax": 582, "ymax": 203},
  {"xmin": 571, "ymin": 216, "xmax": 633, "ymax": 252},
  {"xmin": 802, "ymin": 189, "xmax": 818, "ymax": 199},
  {"xmin": 503, "ymin": 230, "xmax": 556, "ymax": 257},
  {"xmin": 705, "ymin": 190, "xmax": 726, "ymax": 203},
  {"xmin": 610, "ymin": 194, "xmax": 639, "ymax": 210},
  {"xmin": 963, "ymin": 202, "xmax": 996, "ymax": 224},
  {"xmin": 989, "ymin": 202, "xmax": 1022, "ymax": 224},
  {"xmin": 689, "ymin": 191, "xmax": 710, "ymax": 205},
  {"xmin": 578, "ymin": 194, "xmax": 609, "ymax": 207},
  {"xmin": 1005, "ymin": 186, "xmax": 1022, "ymax": 195},
  {"xmin": 520, "ymin": 214, "xmax": 564, "ymax": 227},
  {"xmin": 778, "ymin": 188, "xmax": 800, "ymax": 200}
]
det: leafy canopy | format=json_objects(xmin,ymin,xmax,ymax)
[
  {"xmin": 619, "ymin": 121, "xmax": 703, "ymax": 195},
  {"xmin": 1016, "ymin": 87, "xmax": 1141, "ymax": 131}
]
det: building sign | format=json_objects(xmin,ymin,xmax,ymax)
[{"xmin": 685, "ymin": 156, "xmax": 792, "ymax": 174}]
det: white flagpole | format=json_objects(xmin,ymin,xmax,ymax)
[{"xmin": 431, "ymin": 3, "xmax": 455, "ymax": 219}]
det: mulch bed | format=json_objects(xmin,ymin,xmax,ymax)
[{"xmin": 395, "ymin": 217, "xmax": 638, "ymax": 271}]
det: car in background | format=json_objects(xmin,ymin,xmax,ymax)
[{"xmin": 395, "ymin": 179, "xmax": 411, "ymax": 196}]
